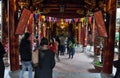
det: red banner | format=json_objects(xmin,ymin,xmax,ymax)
[
  {"xmin": 94, "ymin": 11, "xmax": 108, "ymax": 37},
  {"xmin": 92, "ymin": 19, "xmax": 99, "ymax": 43},
  {"xmin": 27, "ymin": 14, "xmax": 33, "ymax": 34},
  {"xmin": 15, "ymin": 8, "xmax": 31, "ymax": 35}
]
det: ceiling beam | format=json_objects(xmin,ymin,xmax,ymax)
[
  {"xmin": 44, "ymin": 7, "xmax": 82, "ymax": 10},
  {"xmin": 43, "ymin": 4, "xmax": 83, "ymax": 8},
  {"xmin": 45, "ymin": 14, "xmax": 84, "ymax": 18}
]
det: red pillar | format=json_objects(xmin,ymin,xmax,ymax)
[
  {"xmin": 9, "ymin": 0, "xmax": 20, "ymax": 71},
  {"xmin": 102, "ymin": 0, "xmax": 116, "ymax": 74},
  {"xmin": 78, "ymin": 23, "xmax": 81, "ymax": 44}
]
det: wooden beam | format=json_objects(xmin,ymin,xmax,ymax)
[
  {"xmin": 45, "ymin": 13, "xmax": 84, "ymax": 18},
  {"xmin": 45, "ymin": 7, "xmax": 82, "ymax": 10}
]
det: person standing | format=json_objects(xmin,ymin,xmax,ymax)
[
  {"xmin": 113, "ymin": 59, "xmax": 120, "ymax": 78},
  {"xmin": 48, "ymin": 38, "xmax": 57, "ymax": 53},
  {"xmin": 55, "ymin": 37, "xmax": 61, "ymax": 61},
  {"xmin": 59, "ymin": 34, "xmax": 65, "ymax": 55},
  {"xmin": 34, "ymin": 37, "xmax": 55, "ymax": 78},
  {"xmin": 35, "ymin": 36, "xmax": 39, "ymax": 49},
  {"xmin": 68, "ymin": 38, "xmax": 76, "ymax": 59},
  {"xmin": 48, "ymin": 37, "xmax": 61, "ymax": 61},
  {"xmin": 19, "ymin": 32, "xmax": 32, "ymax": 78},
  {"xmin": 0, "ymin": 41, "xmax": 6, "ymax": 78}
]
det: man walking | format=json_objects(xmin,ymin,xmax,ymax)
[{"xmin": 19, "ymin": 32, "xmax": 32, "ymax": 78}]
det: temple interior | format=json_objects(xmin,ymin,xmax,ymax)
[{"xmin": 0, "ymin": 0, "xmax": 120, "ymax": 78}]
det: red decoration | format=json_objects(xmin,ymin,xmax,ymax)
[
  {"xmin": 94, "ymin": 11, "xmax": 108, "ymax": 37},
  {"xmin": 27, "ymin": 14, "xmax": 33, "ymax": 34},
  {"xmin": 92, "ymin": 19, "xmax": 99, "ymax": 43},
  {"xmin": 15, "ymin": 8, "xmax": 31, "ymax": 35},
  {"xmin": 88, "ymin": 17, "xmax": 92, "ymax": 24}
]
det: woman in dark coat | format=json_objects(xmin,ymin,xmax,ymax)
[
  {"xmin": 113, "ymin": 59, "xmax": 120, "ymax": 78},
  {"xmin": 0, "ymin": 42, "xmax": 6, "ymax": 78},
  {"xmin": 34, "ymin": 37, "xmax": 55, "ymax": 78}
]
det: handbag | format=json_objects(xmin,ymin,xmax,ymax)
[{"xmin": 32, "ymin": 49, "xmax": 39, "ymax": 67}]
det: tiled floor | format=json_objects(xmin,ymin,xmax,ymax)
[
  {"xmin": 53, "ymin": 52, "xmax": 101, "ymax": 78},
  {"xmin": 4, "ymin": 46, "xmax": 116, "ymax": 78}
]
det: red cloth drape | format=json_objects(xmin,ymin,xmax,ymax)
[
  {"xmin": 94, "ymin": 11, "xmax": 108, "ymax": 37},
  {"xmin": 15, "ymin": 8, "xmax": 31, "ymax": 35},
  {"xmin": 27, "ymin": 14, "xmax": 33, "ymax": 34}
]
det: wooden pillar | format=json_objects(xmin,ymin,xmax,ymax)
[
  {"xmin": 119, "ymin": 26, "xmax": 120, "ymax": 59},
  {"xmin": 78, "ymin": 22, "xmax": 81, "ymax": 44},
  {"xmin": 2, "ymin": 0, "xmax": 8, "ymax": 44},
  {"xmin": 43, "ymin": 25, "xmax": 46, "ymax": 37},
  {"xmin": 9, "ymin": 0, "xmax": 20, "ymax": 71},
  {"xmin": 102, "ymin": 0, "xmax": 116, "ymax": 74},
  {"xmin": 118, "ymin": 5, "xmax": 120, "ymax": 60},
  {"xmin": 83, "ymin": 25, "xmax": 88, "ymax": 47},
  {"xmin": 46, "ymin": 27, "xmax": 50, "ymax": 39}
]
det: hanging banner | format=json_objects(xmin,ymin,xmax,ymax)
[
  {"xmin": 94, "ymin": 11, "xmax": 108, "ymax": 37},
  {"xmin": 88, "ymin": 17, "xmax": 92, "ymax": 25},
  {"xmin": 39, "ymin": 14, "xmax": 42, "ymax": 20},
  {"xmin": 80, "ymin": 18, "xmax": 84, "ymax": 23},
  {"xmin": 34, "ymin": 13, "xmax": 39, "ymax": 20},
  {"xmin": 15, "ymin": 8, "xmax": 31, "ymax": 35},
  {"xmin": 54, "ymin": 17, "xmax": 57, "ymax": 22},
  {"xmin": 91, "ymin": 19, "xmax": 99, "ymax": 43},
  {"xmin": 42, "ymin": 15, "xmax": 45, "ymax": 21},
  {"xmin": 27, "ymin": 14, "xmax": 33, "ymax": 34}
]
